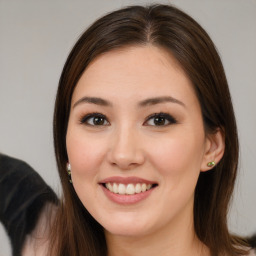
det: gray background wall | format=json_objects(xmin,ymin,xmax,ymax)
[{"xmin": 0, "ymin": 0, "xmax": 255, "ymax": 255}]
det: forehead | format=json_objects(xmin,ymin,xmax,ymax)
[{"xmin": 72, "ymin": 45, "xmax": 197, "ymax": 106}]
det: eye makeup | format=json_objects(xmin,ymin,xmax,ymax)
[
  {"xmin": 144, "ymin": 112, "xmax": 177, "ymax": 126},
  {"xmin": 78, "ymin": 111, "xmax": 177, "ymax": 128},
  {"xmin": 79, "ymin": 112, "xmax": 109, "ymax": 126}
]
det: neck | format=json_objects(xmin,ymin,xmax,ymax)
[{"xmin": 105, "ymin": 201, "xmax": 210, "ymax": 256}]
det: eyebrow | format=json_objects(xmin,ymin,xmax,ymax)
[
  {"xmin": 138, "ymin": 96, "xmax": 186, "ymax": 108},
  {"xmin": 73, "ymin": 97, "xmax": 113, "ymax": 108},
  {"xmin": 73, "ymin": 95, "xmax": 185, "ymax": 109}
]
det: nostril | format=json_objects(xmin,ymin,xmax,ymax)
[{"xmin": 107, "ymin": 141, "xmax": 145, "ymax": 169}]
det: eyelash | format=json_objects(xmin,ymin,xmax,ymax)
[
  {"xmin": 79, "ymin": 112, "xmax": 177, "ymax": 127},
  {"xmin": 79, "ymin": 113, "xmax": 109, "ymax": 126},
  {"xmin": 144, "ymin": 112, "xmax": 177, "ymax": 126}
]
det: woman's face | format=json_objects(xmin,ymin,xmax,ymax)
[{"xmin": 66, "ymin": 45, "xmax": 211, "ymax": 238}]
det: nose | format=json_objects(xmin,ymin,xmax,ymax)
[{"xmin": 107, "ymin": 126, "xmax": 145, "ymax": 170}]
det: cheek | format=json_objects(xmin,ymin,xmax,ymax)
[
  {"xmin": 147, "ymin": 130, "xmax": 205, "ymax": 219},
  {"xmin": 66, "ymin": 130, "xmax": 107, "ymax": 208},
  {"xmin": 148, "ymin": 129, "xmax": 205, "ymax": 179},
  {"xmin": 66, "ymin": 130, "xmax": 106, "ymax": 177}
]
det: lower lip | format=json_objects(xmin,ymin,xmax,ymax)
[{"xmin": 101, "ymin": 185, "xmax": 155, "ymax": 205}]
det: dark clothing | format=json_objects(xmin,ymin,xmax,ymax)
[
  {"xmin": 0, "ymin": 154, "xmax": 58, "ymax": 256},
  {"xmin": 249, "ymin": 234, "xmax": 256, "ymax": 250}
]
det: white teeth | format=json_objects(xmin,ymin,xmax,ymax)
[
  {"xmin": 126, "ymin": 184, "xmax": 135, "ymax": 195},
  {"xmin": 106, "ymin": 183, "xmax": 113, "ymax": 192},
  {"xmin": 141, "ymin": 183, "xmax": 147, "ymax": 192},
  {"xmin": 118, "ymin": 184, "xmax": 126, "ymax": 195},
  {"xmin": 105, "ymin": 182, "xmax": 153, "ymax": 195},
  {"xmin": 113, "ymin": 183, "xmax": 118, "ymax": 193},
  {"xmin": 135, "ymin": 183, "xmax": 142, "ymax": 193}
]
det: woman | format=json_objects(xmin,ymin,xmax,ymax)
[
  {"xmin": 0, "ymin": 3, "xmax": 246, "ymax": 256},
  {"xmin": 44, "ymin": 4, "xmax": 255, "ymax": 256}
]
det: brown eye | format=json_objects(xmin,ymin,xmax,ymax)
[
  {"xmin": 80, "ymin": 113, "xmax": 109, "ymax": 126},
  {"xmin": 153, "ymin": 116, "xmax": 166, "ymax": 126},
  {"xmin": 93, "ymin": 116, "xmax": 105, "ymax": 125},
  {"xmin": 144, "ymin": 113, "xmax": 177, "ymax": 126}
]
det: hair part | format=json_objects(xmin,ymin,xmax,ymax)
[{"xmin": 51, "ymin": 4, "xmax": 248, "ymax": 256}]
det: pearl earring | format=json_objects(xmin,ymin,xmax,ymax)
[{"xmin": 67, "ymin": 163, "xmax": 72, "ymax": 183}]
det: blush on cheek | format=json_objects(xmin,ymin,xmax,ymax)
[
  {"xmin": 71, "ymin": 154, "xmax": 99, "ymax": 176},
  {"xmin": 67, "ymin": 130, "xmax": 100, "ymax": 159},
  {"xmin": 151, "ymin": 139, "xmax": 201, "ymax": 177},
  {"xmin": 68, "ymin": 142, "xmax": 107, "ymax": 179}
]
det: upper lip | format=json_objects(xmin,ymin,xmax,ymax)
[{"xmin": 99, "ymin": 176, "xmax": 157, "ymax": 185}]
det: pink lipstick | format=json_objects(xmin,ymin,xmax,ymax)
[{"xmin": 99, "ymin": 176, "xmax": 158, "ymax": 205}]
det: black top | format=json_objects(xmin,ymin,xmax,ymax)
[{"xmin": 0, "ymin": 154, "xmax": 58, "ymax": 256}]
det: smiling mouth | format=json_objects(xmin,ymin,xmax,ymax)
[{"xmin": 102, "ymin": 183, "xmax": 158, "ymax": 195}]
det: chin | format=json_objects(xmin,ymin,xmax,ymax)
[
  {"xmin": 99, "ymin": 213, "xmax": 156, "ymax": 237},
  {"xmin": 104, "ymin": 224, "xmax": 150, "ymax": 237}
]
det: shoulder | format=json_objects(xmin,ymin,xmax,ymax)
[
  {"xmin": 248, "ymin": 248, "xmax": 256, "ymax": 256},
  {"xmin": 22, "ymin": 203, "xmax": 57, "ymax": 256}
]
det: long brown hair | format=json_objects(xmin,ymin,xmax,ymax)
[{"xmin": 51, "ymin": 4, "xmax": 248, "ymax": 256}]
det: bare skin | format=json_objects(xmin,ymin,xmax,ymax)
[{"xmin": 66, "ymin": 45, "xmax": 225, "ymax": 256}]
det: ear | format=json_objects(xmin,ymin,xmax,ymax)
[{"xmin": 200, "ymin": 129, "xmax": 225, "ymax": 172}]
